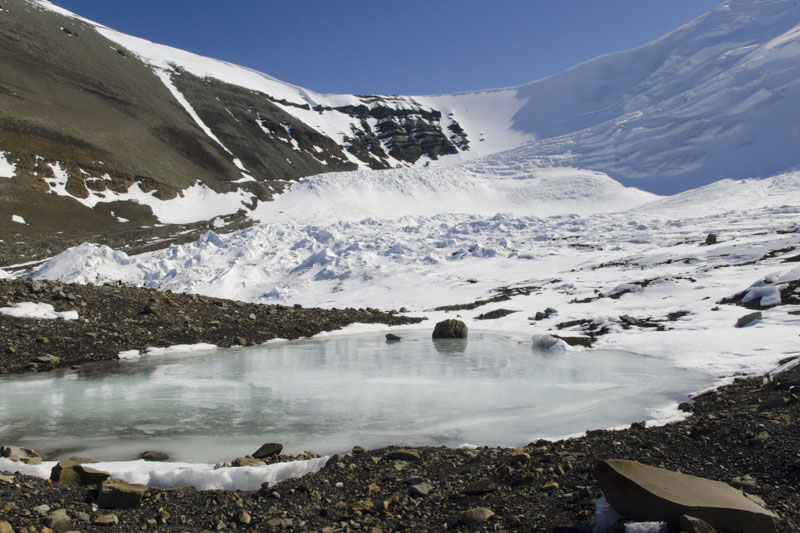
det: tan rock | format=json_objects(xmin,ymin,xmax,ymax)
[
  {"xmin": 595, "ymin": 459, "xmax": 778, "ymax": 532},
  {"xmin": 0, "ymin": 521, "xmax": 14, "ymax": 533},
  {"xmin": 50, "ymin": 460, "xmax": 110, "ymax": 487},
  {"xmin": 460, "ymin": 507, "xmax": 494, "ymax": 525},
  {"xmin": 97, "ymin": 478, "xmax": 148, "ymax": 509},
  {"xmin": 232, "ymin": 455, "xmax": 266, "ymax": 467}
]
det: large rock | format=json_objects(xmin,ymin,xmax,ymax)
[
  {"xmin": 97, "ymin": 479, "xmax": 148, "ymax": 509},
  {"xmin": 50, "ymin": 460, "xmax": 110, "ymax": 487},
  {"xmin": 1, "ymin": 445, "xmax": 40, "ymax": 463},
  {"xmin": 432, "ymin": 319, "xmax": 468, "ymax": 339},
  {"xmin": 595, "ymin": 459, "xmax": 778, "ymax": 532},
  {"xmin": 252, "ymin": 442, "xmax": 283, "ymax": 459}
]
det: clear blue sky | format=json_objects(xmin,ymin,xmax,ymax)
[{"xmin": 53, "ymin": 0, "xmax": 722, "ymax": 95}]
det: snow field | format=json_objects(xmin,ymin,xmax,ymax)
[
  {"xmin": 34, "ymin": 171, "xmax": 800, "ymax": 385},
  {"xmin": 0, "ymin": 302, "xmax": 78, "ymax": 321}
]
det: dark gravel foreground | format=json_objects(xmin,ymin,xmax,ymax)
[{"xmin": 0, "ymin": 279, "xmax": 798, "ymax": 532}]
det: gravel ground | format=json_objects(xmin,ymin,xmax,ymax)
[
  {"xmin": 0, "ymin": 278, "xmax": 422, "ymax": 374},
  {"xmin": 0, "ymin": 280, "xmax": 798, "ymax": 532}
]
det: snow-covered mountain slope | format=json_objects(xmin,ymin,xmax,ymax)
[
  {"xmin": 38, "ymin": 0, "xmax": 800, "ymax": 197},
  {"xmin": 502, "ymin": 0, "xmax": 800, "ymax": 193}
]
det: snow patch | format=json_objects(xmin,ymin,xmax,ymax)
[
  {"xmin": 0, "ymin": 152, "xmax": 16, "ymax": 178},
  {"xmin": 0, "ymin": 302, "xmax": 78, "ymax": 321}
]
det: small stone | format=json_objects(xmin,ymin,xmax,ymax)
[
  {"xmin": 236, "ymin": 511, "xmax": 251, "ymax": 525},
  {"xmin": 749, "ymin": 431, "xmax": 769, "ymax": 445},
  {"xmin": 385, "ymin": 449, "xmax": 420, "ymax": 461},
  {"xmin": 235, "ymin": 336, "xmax": 248, "ymax": 346},
  {"xmin": 460, "ymin": 507, "xmax": 495, "ymax": 525},
  {"xmin": 705, "ymin": 233, "xmax": 718, "ymax": 246},
  {"xmin": 542, "ymin": 481, "xmax": 560, "ymax": 491},
  {"xmin": 352, "ymin": 445, "xmax": 366, "ymax": 454},
  {"xmin": 679, "ymin": 402, "xmax": 694, "ymax": 413},
  {"xmin": 253, "ymin": 442, "xmax": 283, "ymax": 459},
  {"xmin": 34, "ymin": 504, "xmax": 52, "ymax": 515},
  {"xmin": 730, "ymin": 474, "xmax": 758, "ymax": 490},
  {"xmin": 266, "ymin": 518, "xmax": 293, "ymax": 528},
  {"xmin": 93, "ymin": 514, "xmax": 119, "ymax": 527},
  {"xmin": 385, "ymin": 333, "xmax": 401, "ymax": 342},
  {"xmin": 509, "ymin": 451, "xmax": 530, "ymax": 466},
  {"xmin": 409, "ymin": 483, "xmax": 432, "ymax": 497},
  {"xmin": 46, "ymin": 509, "xmax": 72, "ymax": 532},
  {"xmin": 679, "ymin": 514, "xmax": 718, "ymax": 533},
  {"xmin": 462, "ymin": 478, "xmax": 496, "ymax": 495},
  {"xmin": 736, "ymin": 312, "xmax": 762, "ymax": 328},
  {"xmin": 0, "ymin": 521, "xmax": 13, "ymax": 533}
]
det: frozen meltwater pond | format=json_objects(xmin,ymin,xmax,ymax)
[{"xmin": 0, "ymin": 332, "xmax": 711, "ymax": 463}]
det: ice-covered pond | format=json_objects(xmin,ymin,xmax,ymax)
[{"xmin": 0, "ymin": 332, "xmax": 711, "ymax": 462}]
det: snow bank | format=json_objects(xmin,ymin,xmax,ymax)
[
  {"xmin": 0, "ymin": 151, "xmax": 15, "ymax": 178},
  {"xmin": 0, "ymin": 457, "xmax": 328, "ymax": 491},
  {"xmin": 0, "ymin": 302, "xmax": 78, "ymax": 321}
]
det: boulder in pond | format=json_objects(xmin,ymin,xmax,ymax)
[
  {"xmin": 385, "ymin": 333, "xmax": 402, "ymax": 342},
  {"xmin": 432, "ymin": 319, "xmax": 467, "ymax": 339},
  {"xmin": 595, "ymin": 459, "xmax": 778, "ymax": 532}
]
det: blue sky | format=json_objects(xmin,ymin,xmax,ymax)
[{"xmin": 54, "ymin": 0, "xmax": 722, "ymax": 95}]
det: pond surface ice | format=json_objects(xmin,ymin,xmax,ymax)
[{"xmin": 0, "ymin": 332, "xmax": 709, "ymax": 462}]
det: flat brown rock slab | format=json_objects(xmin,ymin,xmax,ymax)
[
  {"xmin": 595, "ymin": 459, "xmax": 779, "ymax": 532},
  {"xmin": 97, "ymin": 478, "xmax": 148, "ymax": 509}
]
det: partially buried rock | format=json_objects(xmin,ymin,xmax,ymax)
[
  {"xmin": 252, "ymin": 442, "xmax": 283, "ymax": 459},
  {"xmin": 97, "ymin": 479, "xmax": 148, "ymax": 509},
  {"xmin": 409, "ymin": 483, "xmax": 432, "ymax": 497},
  {"xmin": 46, "ymin": 509, "xmax": 72, "ymax": 532},
  {"xmin": 736, "ymin": 312, "xmax": 762, "ymax": 328},
  {"xmin": 93, "ymin": 514, "xmax": 119, "ymax": 527},
  {"xmin": 462, "ymin": 478, "xmax": 496, "ymax": 495},
  {"xmin": 432, "ymin": 319, "xmax": 468, "ymax": 339},
  {"xmin": 140, "ymin": 450, "xmax": 169, "ymax": 462},
  {"xmin": 385, "ymin": 449, "xmax": 420, "ymax": 461},
  {"xmin": 460, "ymin": 507, "xmax": 495, "ymax": 525},
  {"xmin": 679, "ymin": 514, "xmax": 717, "ymax": 533},
  {"xmin": 595, "ymin": 459, "xmax": 779, "ymax": 532},
  {"xmin": 385, "ymin": 333, "xmax": 402, "ymax": 342},
  {"xmin": 705, "ymin": 233, "xmax": 718, "ymax": 246}
]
